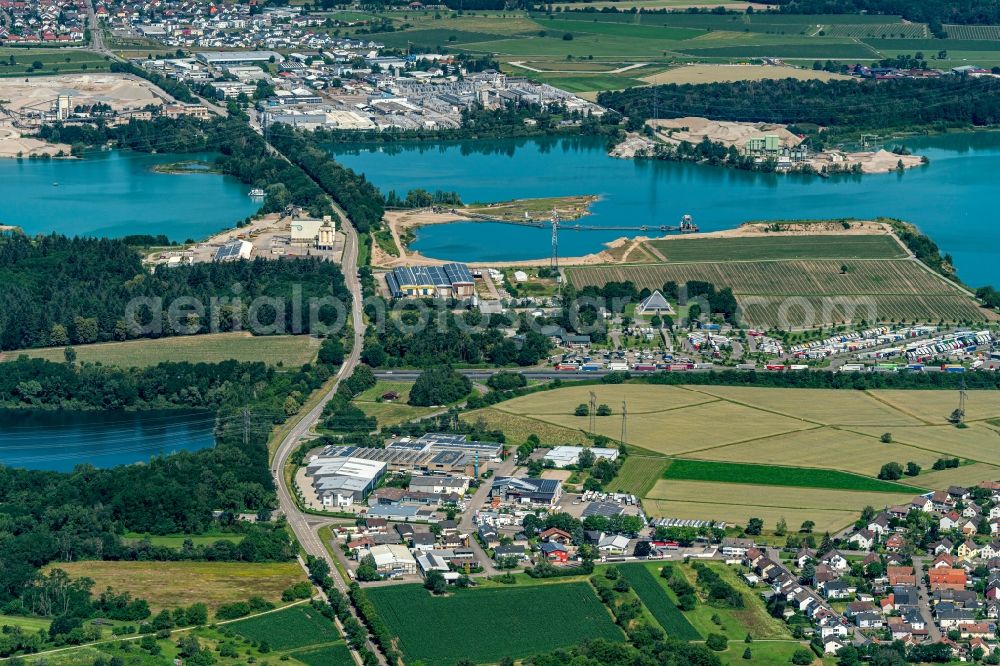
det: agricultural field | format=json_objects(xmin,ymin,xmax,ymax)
[
  {"xmin": 505, "ymin": 383, "xmax": 1000, "ymax": 531},
  {"xmin": 690, "ymin": 426, "xmax": 946, "ymax": 477},
  {"xmin": 618, "ymin": 564, "xmax": 701, "ymax": 640},
  {"xmin": 854, "ymin": 423, "xmax": 1000, "ymax": 467},
  {"xmin": 460, "ymin": 406, "xmax": 591, "ymax": 444},
  {"xmin": 662, "ymin": 459, "xmax": 923, "ymax": 492},
  {"xmin": 614, "ymin": 455, "xmax": 671, "ymax": 496},
  {"xmin": 943, "ymin": 24, "xmax": 1000, "ymax": 40},
  {"xmin": 644, "ymin": 498, "xmax": 858, "ymax": 534},
  {"xmin": 0, "ymin": 48, "xmax": 111, "ymax": 77},
  {"xmin": 647, "ymin": 479, "xmax": 913, "ymax": 532},
  {"xmin": 366, "ymin": 581, "xmax": 623, "ymax": 665},
  {"xmin": 228, "ymin": 605, "xmax": 339, "ymax": 652},
  {"xmin": 822, "ymin": 22, "xmax": 928, "ymax": 38},
  {"xmin": 48, "ymin": 561, "xmax": 306, "ymax": 612},
  {"xmin": 325, "ymin": 9, "xmax": 1000, "ymax": 93},
  {"xmin": 565, "ymin": 258, "xmax": 989, "ymax": 328},
  {"xmin": 646, "ymin": 234, "xmax": 905, "ymax": 262},
  {"xmin": 639, "ymin": 63, "xmax": 850, "ymax": 84},
  {"xmin": 1, "ymin": 332, "xmax": 318, "ymax": 368},
  {"xmin": 39, "ymin": 607, "xmax": 343, "ymax": 666}
]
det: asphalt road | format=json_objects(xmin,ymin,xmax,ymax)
[{"xmin": 269, "ymin": 208, "xmax": 380, "ymax": 663}]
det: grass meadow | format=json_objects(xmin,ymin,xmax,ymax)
[
  {"xmin": 2, "ymin": 333, "xmax": 318, "ymax": 368},
  {"xmin": 49, "ymin": 561, "xmax": 306, "ymax": 612}
]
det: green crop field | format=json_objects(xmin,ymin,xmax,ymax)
[
  {"xmin": 229, "ymin": 605, "xmax": 339, "ymax": 651},
  {"xmin": 943, "ymin": 24, "xmax": 1000, "ymax": 40},
  {"xmin": 619, "ymin": 564, "xmax": 701, "ymax": 640},
  {"xmin": 1, "ymin": 332, "xmax": 319, "ymax": 368},
  {"xmin": 647, "ymin": 234, "xmax": 905, "ymax": 262},
  {"xmin": 662, "ymin": 459, "xmax": 923, "ymax": 492},
  {"xmin": 614, "ymin": 456, "xmax": 671, "ymax": 497},
  {"xmin": 376, "ymin": 28, "xmax": 511, "ymax": 49},
  {"xmin": 367, "ymin": 582, "xmax": 622, "ymax": 665}
]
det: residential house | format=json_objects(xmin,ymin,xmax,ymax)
[
  {"xmin": 885, "ymin": 534, "xmax": 905, "ymax": 552},
  {"xmin": 539, "ymin": 541, "xmax": 570, "ymax": 564},
  {"xmin": 539, "ymin": 527, "xmax": 573, "ymax": 544},
  {"xmin": 819, "ymin": 549, "xmax": 849, "ymax": 572},
  {"xmin": 721, "ymin": 538, "xmax": 756, "ymax": 557},
  {"xmin": 958, "ymin": 539, "xmax": 981, "ymax": 561},
  {"xmin": 929, "ymin": 539, "xmax": 954, "ymax": 555},
  {"xmin": 929, "ymin": 567, "xmax": 968, "ymax": 591},
  {"xmin": 887, "ymin": 566, "xmax": 917, "ymax": 586},
  {"xmin": 823, "ymin": 580, "xmax": 855, "ymax": 600},
  {"xmin": 848, "ymin": 530, "xmax": 876, "ymax": 551},
  {"xmin": 493, "ymin": 543, "xmax": 528, "ymax": 562}
]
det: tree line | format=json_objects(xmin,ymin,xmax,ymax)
[{"xmin": 600, "ymin": 77, "xmax": 1000, "ymax": 146}]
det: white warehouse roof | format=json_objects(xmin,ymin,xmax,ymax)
[{"xmin": 544, "ymin": 446, "xmax": 620, "ymax": 468}]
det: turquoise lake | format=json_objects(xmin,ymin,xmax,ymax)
[
  {"xmin": 0, "ymin": 409, "xmax": 216, "ymax": 472},
  {"xmin": 332, "ymin": 132, "xmax": 1000, "ymax": 287},
  {"xmin": 0, "ymin": 150, "xmax": 259, "ymax": 240}
]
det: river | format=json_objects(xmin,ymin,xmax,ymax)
[
  {"xmin": 0, "ymin": 150, "xmax": 260, "ymax": 241},
  {"xmin": 332, "ymin": 132, "xmax": 1000, "ymax": 287},
  {"xmin": 0, "ymin": 409, "xmax": 217, "ymax": 472}
]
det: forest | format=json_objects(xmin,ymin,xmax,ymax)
[
  {"xmin": 0, "ymin": 234, "xmax": 348, "ymax": 350},
  {"xmin": 600, "ymin": 77, "xmax": 1000, "ymax": 145},
  {"xmin": 359, "ymin": 303, "xmax": 553, "ymax": 368}
]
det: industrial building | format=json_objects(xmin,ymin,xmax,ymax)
[
  {"xmin": 289, "ymin": 216, "xmax": 336, "ymax": 250},
  {"xmin": 195, "ymin": 51, "xmax": 283, "ymax": 67},
  {"xmin": 366, "ymin": 544, "xmax": 417, "ymax": 576},
  {"xmin": 489, "ymin": 477, "xmax": 562, "ymax": 507},
  {"xmin": 543, "ymin": 446, "xmax": 620, "ymax": 469},
  {"xmin": 386, "ymin": 263, "xmax": 475, "ymax": 300},
  {"xmin": 214, "ymin": 239, "xmax": 253, "ymax": 262},
  {"xmin": 319, "ymin": 433, "xmax": 501, "ymax": 477},
  {"xmin": 305, "ymin": 456, "xmax": 387, "ymax": 507}
]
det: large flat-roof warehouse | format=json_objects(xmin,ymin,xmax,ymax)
[
  {"xmin": 305, "ymin": 456, "xmax": 386, "ymax": 507},
  {"xmin": 386, "ymin": 263, "xmax": 475, "ymax": 300},
  {"xmin": 195, "ymin": 51, "xmax": 283, "ymax": 66}
]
